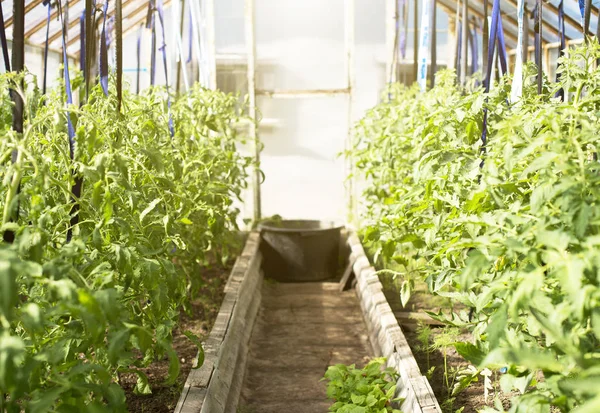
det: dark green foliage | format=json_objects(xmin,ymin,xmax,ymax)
[
  {"xmin": 323, "ymin": 358, "xmax": 403, "ymax": 413},
  {"xmin": 0, "ymin": 72, "xmax": 252, "ymax": 412},
  {"xmin": 350, "ymin": 42, "xmax": 600, "ymax": 412}
]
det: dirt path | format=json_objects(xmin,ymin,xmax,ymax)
[{"xmin": 238, "ymin": 282, "xmax": 373, "ymax": 413}]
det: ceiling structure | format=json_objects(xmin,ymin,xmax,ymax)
[{"xmin": 0, "ymin": 0, "xmax": 597, "ymax": 57}]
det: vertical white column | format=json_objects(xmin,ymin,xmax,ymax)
[{"xmin": 245, "ymin": 0, "xmax": 260, "ymax": 222}]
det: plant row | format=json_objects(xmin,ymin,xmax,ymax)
[
  {"xmin": 351, "ymin": 42, "xmax": 600, "ymax": 413},
  {"xmin": 0, "ymin": 71, "xmax": 252, "ymax": 412}
]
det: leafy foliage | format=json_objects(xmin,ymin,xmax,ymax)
[
  {"xmin": 350, "ymin": 42, "xmax": 600, "ymax": 412},
  {"xmin": 0, "ymin": 71, "xmax": 252, "ymax": 412},
  {"xmin": 323, "ymin": 358, "xmax": 403, "ymax": 413}
]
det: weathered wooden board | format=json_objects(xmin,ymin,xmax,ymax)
[
  {"xmin": 348, "ymin": 232, "xmax": 442, "ymax": 413},
  {"xmin": 174, "ymin": 231, "xmax": 263, "ymax": 413}
]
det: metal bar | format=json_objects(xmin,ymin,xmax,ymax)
[
  {"xmin": 245, "ymin": 0, "xmax": 260, "ymax": 222},
  {"xmin": 345, "ymin": 0, "xmax": 356, "ymax": 222},
  {"xmin": 413, "ymin": 0, "xmax": 418, "ymax": 83},
  {"xmin": 206, "ymin": 0, "xmax": 217, "ymax": 89},
  {"xmin": 256, "ymin": 88, "xmax": 352, "ymax": 98},
  {"xmin": 386, "ymin": 0, "xmax": 396, "ymax": 84}
]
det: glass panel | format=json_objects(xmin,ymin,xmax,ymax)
[
  {"xmin": 254, "ymin": 0, "xmax": 347, "ymax": 91},
  {"xmin": 257, "ymin": 95, "xmax": 349, "ymax": 220}
]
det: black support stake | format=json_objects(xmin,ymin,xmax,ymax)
[
  {"xmin": 482, "ymin": 0, "xmax": 488, "ymax": 75},
  {"xmin": 523, "ymin": 4, "xmax": 528, "ymax": 64},
  {"xmin": 535, "ymin": 0, "xmax": 542, "ymax": 95},
  {"xmin": 429, "ymin": 0, "xmax": 437, "ymax": 88}
]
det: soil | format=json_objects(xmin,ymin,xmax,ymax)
[
  {"xmin": 381, "ymin": 277, "xmax": 515, "ymax": 413},
  {"xmin": 237, "ymin": 282, "xmax": 373, "ymax": 413},
  {"xmin": 121, "ymin": 263, "xmax": 233, "ymax": 413}
]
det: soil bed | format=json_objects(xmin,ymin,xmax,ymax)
[
  {"xmin": 381, "ymin": 277, "xmax": 513, "ymax": 413},
  {"xmin": 122, "ymin": 262, "xmax": 233, "ymax": 413}
]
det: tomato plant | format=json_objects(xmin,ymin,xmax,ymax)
[
  {"xmin": 0, "ymin": 71, "xmax": 253, "ymax": 412},
  {"xmin": 351, "ymin": 42, "xmax": 600, "ymax": 412}
]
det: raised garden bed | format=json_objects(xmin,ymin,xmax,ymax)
[{"xmin": 172, "ymin": 228, "xmax": 442, "ymax": 413}]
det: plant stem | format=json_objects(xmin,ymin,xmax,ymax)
[{"xmin": 2, "ymin": 149, "xmax": 24, "ymax": 226}]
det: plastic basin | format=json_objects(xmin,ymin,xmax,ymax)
[{"xmin": 258, "ymin": 220, "xmax": 344, "ymax": 282}]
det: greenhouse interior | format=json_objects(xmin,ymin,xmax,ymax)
[{"xmin": 1, "ymin": 0, "xmax": 600, "ymax": 412}]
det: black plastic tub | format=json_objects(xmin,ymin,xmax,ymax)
[{"xmin": 258, "ymin": 220, "xmax": 344, "ymax": 282}]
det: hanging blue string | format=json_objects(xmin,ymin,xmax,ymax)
[
  {"xmin": 80, "ymin": 10, "xmax": 85, "ymax": 74},
  {"xmin": 469, "ymin": 18, "xmax": 478, "ymax": 75},
  {"xmin": 99, "ymin": 0, "xmax": 109, "ymax": 96},
  {"xmin": 42, "ymin": 0, "xmax": 51, "ymax": 94},
  {"xmin": 480, "ymin": 0, "xmax": 506, "ymax": 155},
  {"xmin": 156, "ymin": 0, "xmax": 175, "ymax": 137},
  {"xmin": 187, "ymin": 4, "xmax": 193, "ymax": 64}
]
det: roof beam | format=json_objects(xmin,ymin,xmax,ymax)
[
  {"xmin": 5, "ymin": 0, "xmax": 43, "ymax": 27},
  {"xmin": 437, "ymin": 0, "xmax": 521, "ymax": 46},
  {"xmin": 24, "ymin": 0, "xmax": 83, "ymax": 39},
  {"xmin": 67, "ymin": 0, "xmax": 148, "ymax": 49},
  {"xmin": 543, "ymin": 0, "xmax": 592, "ymax": 36},
  {"xmin": 504, "ymin": 0, "xmax": 566, "ymax": 40}
]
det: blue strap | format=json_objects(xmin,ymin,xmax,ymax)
[
  {"xmin": 0, "ymin": 0, "xmax": 10, "ymax": 72},
  {"xmin": 99, "ymin": 0, "xmax": 109, "ymax": 96},
  {"xmin": 42, "ymin": 0, "xmax": 51, "ymax": 94},
  {"xmin": 497, "ymin": 16, "xmax": 508, "ymax": 76},
  {"xmin": 579, "ymin": 0, "xmax": 585, "ymax": 20},
  {"xmin": 481, "ymin": 0, "xmax": 506, "ymax": 151},
  {"xmin": 187, "ymin": 4, "xmax": 193, "ymax": 63},
  {"xmin": 469, "ymin": 18, "xmax": 478, "ymax": 75},
  {"xmin": 156, "ymin": 0, "xmax": 174, "ymax": 137},
  {"xmin": 137, "ymin": 23, "xmax": 143, "ymax": 93},
  {"xmin": 59, "ymin": 0, "xmax": 81, "ymax": 243},
  {"xmin": 80, "ymin": 10, "xmax": 85, "ymax": 74},
  {"xmin": 456, "ymin": 20, "xmax": 462, "ymax": 82},
  {"xmin": 58, "ymin": 0, "xmax": 76, "ymax": 154}
]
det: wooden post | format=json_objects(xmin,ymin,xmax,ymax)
[
  {"xmin": 448, "ymin": 17, "xmax": 456, "ymax": 71},
  {"xmin": 429, "ymin": 0, "xmax": 437, "ymax": 87},
  {"xmin": 245, "ymin": 0, "xmax": 261, "ymax": 222}
]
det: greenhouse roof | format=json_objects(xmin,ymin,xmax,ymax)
[
  {"xmin": 0, "ymin": 0, "xmax": 597, "ymax": 55},
  {"xmin": 1, "ymin": 0, "xmax": 157, "ymax": 57},
  {"xmin": 436, "ymin": 0, "xmax": 599, "ymax": 48}
]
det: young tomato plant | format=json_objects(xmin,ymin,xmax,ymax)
[{"xmin": 323, "ymin": 358, "xmax": 404, "ymax": 413}]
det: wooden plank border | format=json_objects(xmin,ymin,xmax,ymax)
[
  {"xmin": 174, "ymin": 231, "xmax": 263, "ymax": 413},
  {"xmin": 348, "ymin": 232, "xmax": 442, "ymax": 413}
]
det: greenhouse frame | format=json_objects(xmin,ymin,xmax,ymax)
[{"xmin": 1, "ymin": 0, "xmax": 600, "ymax": 412}]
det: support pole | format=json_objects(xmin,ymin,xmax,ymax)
[
  {"xmin": 386, "ymin": 0, "xmax": 396, "ymax": 85},
  {"xmin": 460, "ymin": 0, "xmax": 468, "ymax": 85},
  {"xmin": 413, "ymin": 0, "xmax": 418, "ymax": 83},
  {"xmin": 523, "ymin": 4, "xmax": 528, "ymax": 64},
  {"xmin": 345, "ymin": 0, "xmax": 356, "ymax": 222},
  {"xmin": 245, "ymin": 0, "xmax": 260, "ymax": 222},
  {"xmin": 429, "ymin": 0, "xmax": 437, "ymax": 87},
  {"xmin": 207, "ymin": 0, "xmax": 217, "ymax": 89}
]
